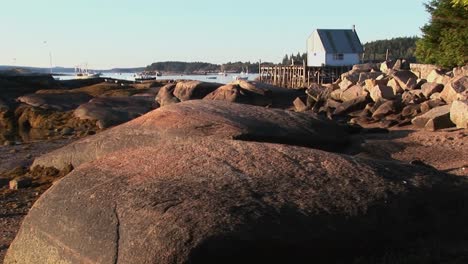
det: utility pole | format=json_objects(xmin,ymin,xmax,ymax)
[{"xmin": 43, "ymin": 41, "xmax": 53, "ymax": 74}]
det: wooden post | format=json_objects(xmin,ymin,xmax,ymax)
[
  {"xmin": 258, "ymin": 60, "xmax": 261, "ymax": 81},
  {"xmin": 385, "ymin": 49, "xmax": 389, "ymax": 61}
]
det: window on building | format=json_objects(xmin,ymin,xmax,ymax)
[{"xmin": 333, "ymin": 53, "xmax": 344, "ymax": 60}]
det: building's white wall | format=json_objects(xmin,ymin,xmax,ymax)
[
  {"xmin": 308, "ymin": 51, "xmax": 327, "ymax": 67},
  {"xmin": 307, "ymin": 31, "xmax": 326, "ymax": 67},
  {"xmin": 325, "ymin": 53, "xmax": 360, "ymax": 66}
]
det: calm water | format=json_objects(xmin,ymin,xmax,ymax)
[{"xmin": 53, "ymin": 72, "xmax": 259, "ymax": 84}]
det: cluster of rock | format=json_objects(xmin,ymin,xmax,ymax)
[
  {"xmin": 0, "ymin": 75, "xmax": 304, "ymax": 144},
  {"xmin": 298, "ymin": 61, "xmax": 467, "ymax": 130},
  {"xmin": 156, "ymin": 79, "xmax": 303, "ymax": 108},
  {"xmin": 5, "ymin": 99, "xmax": 468, "ymax": 263},
  {"xmin": 0, "ymin": 77, "xmax": 163, "ymax": 143}
]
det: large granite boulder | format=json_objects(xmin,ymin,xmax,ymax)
[
  {"xmin": 37, "ymin": 82, "xmax": 141, "ymax": 97},
  {"xmin": 392, "ymin": 71, "xmax": 418, "ymax": 90},
  {"xmin": 440, "ymin": 75, "xmax": 467, "ymax": 103},
  {"xmin": 450, "ymin": 100, "xmax": 468, "ymax": 129},
  {"xmin": 17, "ymin": 93, "xmax": 92, "ymax": 111},
  {"xmin": 340, "ymin": 85, "xmax": 366, "ymax": 102},
  {"xmin": 412, "ymin": 105, "xmax": 455, "ymax": 131},
  {"xmin": 426, "ymin": 69, "xmax": 451, "ymax": 85},
  {"xmin": 333, "ymin": 96, "xmax": 370, "ymax": 116},
  {"xmin": 74, "ymin": 96, "xmax": 157, "ymax": 129},
  {"xmin": 155, "ymin": 83, "xmax": 180, "ymax": 107},
  {"xmin": 235, "ymin": 80, "xmax": 304, "ymax": 108},
  {"xmin": 204, "ymin": 84, "xmax": 272, "ymax": 107},
  {"xmin": 34, "ymin": 100, "xmax": 350, "ymax": 170},
  {"xmin": 6, "ymin": 139, "xmax": 468, "ymax": 263},
  {"xmin": 369, "ymin": 85, "xmax": 395, "ymax": 102},
  {"xmin": 421, "ymin": 82, "xmax": 444, "ymax": 98},
  {"xmin": 173, "ymin": 81, "xmax": 222, "ymax": 101}
]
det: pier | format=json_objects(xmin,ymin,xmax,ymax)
[{"xmin": 259, "ymin": 63, "xmax": 352, "ymax": 89}]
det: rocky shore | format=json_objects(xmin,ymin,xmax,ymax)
[{"xmin": 0, "ymin": 64, "xmax": 467, "ymax": 263}]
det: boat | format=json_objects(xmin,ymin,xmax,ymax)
[
  {"xmin": 74, "ymin": 65, "xmax": 101, "ymax": 79},
  {"xmin": 233, "ymin": 76, "xmax": 248, "ymax": 81},
  {"xmin": 134, "ymin": 73, "xmax": 157, "ymax": 82},
  {"xmin": 206, "ymin": 76, "xmax": 217, "ymax": 80}
]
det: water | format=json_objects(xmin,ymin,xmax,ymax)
[{"xmin": 53, "ymin": 72, "xmax": 259, "ymax": 84}]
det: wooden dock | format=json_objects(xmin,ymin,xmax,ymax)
[{"xmin": 259, "ymin": 63, "xmax": 352, "ymax": 89}]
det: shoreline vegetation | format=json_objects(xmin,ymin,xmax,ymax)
[{"xmin": 0, "ymin": 37, "xmax": 423, "ymax": 76}]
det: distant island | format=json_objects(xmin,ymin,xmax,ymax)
[{"xmin": 0, "ymin": 37, "xmax": 420, "ymax": 76}]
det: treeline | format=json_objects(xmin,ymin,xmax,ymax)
[
  {"xmin": 278, "ymin": 37, "xmax": 419, "ymax": 66},
  {"xmin": 363, "ymin": 37, "xmax": 419, "ymax": 62},
  {"xmin": 281, "ymin": 53, "xmax": 307, "ymax": 65},
  {"xmin": 146, "ymin": 62, "xmax": 219, "ymax": 74},
  {"xmin": 147, "ymin": 37, "xmax": 421, "ymax": 74},
  {"xmin": 146, "ymin": 61, "xmax": 275, "ymax": 74}
]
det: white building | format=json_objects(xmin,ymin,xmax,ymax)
[{"xmin": 307, "ymin": 28, "xmax": 364, "ymax": 67}]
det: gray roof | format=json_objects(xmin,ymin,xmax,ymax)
[{"xmin": 316, "ymin": 29, "xmax": 364, "ymax": 54}]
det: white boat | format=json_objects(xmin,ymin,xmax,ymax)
[
  {"xmin": 75, "ymin": 64, "xmax": 101, "ymax": 79},
  {"xmin": 234, "ymin": 76, "xmax": 248, "ymax": 81},
  {"xmin": 134, "ymin": 73, "xmax": 157, "ymax": 82}
]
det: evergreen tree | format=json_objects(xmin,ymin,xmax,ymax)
[
  {"xmin": 415, "ymin": 0, "xmax": 468, "ymax": 68},
  {"xmin": 282, "ymin": 55, "xmax": 289, "ymax": 65}
]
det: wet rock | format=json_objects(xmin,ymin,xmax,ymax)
[
  {"xmin": 173, "ymin": 81, "xmax": 222, "ymax": 101},
  {"xmin": 17, "ymin": 93, "xmax": 92, "ymax": 111},
  {"xmin": 3, "ymin": 140, "xmax": 14, "ymax": 146},
  {"xmin": 15, "ymin": 105, "xmax": 80, "ymax": 130},
  {"xmin": 6, "ymin": 137, "xmax": 464, "ymax": 264},
  {"xmin": 412, "ymin": 105, "xmax": 455, "ymax": 131},
  {"xmin": 34, "ymin": 100, "xmax": 350, "ymax": 170},
  {"xmin": 450, "ymin": 100, "xmax": 468, "ymax": 129},
  {"xmin": 440, "ymin": 75, "xmax": 467, "ymax": 103},
  {"xmin": 9, "ymin": 177, "xmax": 32, "ymax": 190},
  {"xmin": 37, "ymin": 82, "xmax": 140, "ymax": 97},
  {"xmin": 61, "ymin": 127, "xmax": 74, "ymax": 136},
  {"xmin": 0, "ymin": 98, "xmax": 15, "ymax": 130},
  {"xmin": 421, "ymin": 82, "xmax": 444, "ymax": 98},
  {"xmin": 370, "ymin": 85, "xmax": 395, "ymax": 102},
  {"xmin": 74, "ymin": 96, "xmax": 156, "ymax": 129}
]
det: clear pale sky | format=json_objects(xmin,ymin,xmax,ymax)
[{"xmin": 0, "ymin": 0, "xmax": 430, "ymax": 69}]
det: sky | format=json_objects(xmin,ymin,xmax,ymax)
[{"xmin": 0, "ymin": 0, "xmax": 430, "ymax": 69}]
